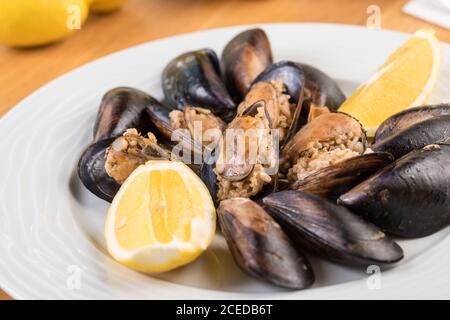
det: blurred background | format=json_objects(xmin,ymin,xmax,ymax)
[{"xmin": 0, "ymin": 0, "xmax": 449, "ymax": 300}]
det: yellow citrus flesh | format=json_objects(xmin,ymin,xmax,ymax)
[
  {"xmin": 0, "ymin": 0, "xmax": 89, "ymax": 47},
  {"xmin": 89, "ymin": 0, "xmax": 127, "ymax": 13},
  {"xmin": 105, "ymin": 160, "xmax": 216, "ymax": 273},
  {"xmin": 339, "ymin": 29, "xmax": 442, "ymax": 136}
]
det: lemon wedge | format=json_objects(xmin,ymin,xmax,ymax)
[
  {"xmin": 339, "ymin": 29, "xmax": 442, "ymax": 136},
  {"xmin": 105, "ymin": 160, "xmax": 216, "ymax": 273}
]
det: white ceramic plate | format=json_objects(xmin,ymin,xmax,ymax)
[{"xmin": 1, "ymin": 23, "xmax": 449, "ymax": 300}]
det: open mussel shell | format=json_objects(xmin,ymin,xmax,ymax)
[
  {"xmin": 297, "ymin": 63, "xmax": 346, "ymax": 111},
  {"xmin": 162, "ymin": 49, "xmax": 236, "ymax": 122},
  {"xmin": 222, "ymin": 28, "xmax": 273, "ymax": 103},
  {"xmin": 371, "ymin": 115, "xmax": 450, "ymax": 159},
  {"xmin": 374, "ymin": 104, "xmax": 450, "ymax": 143},
  {"xmin": 339, "ymin": 143, "xmax": 450, "ymax": 238},
  {"xmin": 291, "ymin": 152, "xmax": 393, "ymax": 200},
  {"xmin": 251, "ymin": 60, "xmax": 305, "ymax": 104},
  {"xmin": 218, "ymin": 198, "xmax": 314, "ymax": 289},
  {"xmin": 263, "ymin": 191, "xmax": 404, "ymax": 266},
  {"xmin": 78, "ymin": 138, "xmax": 120, "ymax": 202},
  {"xmin": 145, "ymin": 100, "xmax": 205, "ymax": 162},
  {"xmin": 93, "ymin": 87, "xmax": 157, "ymax": 142},
  {"xmin": 281, "ymin": 112, "xmax": 367, "ymax": 166}
]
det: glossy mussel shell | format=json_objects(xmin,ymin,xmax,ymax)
[
  {"xmin": 80, "ymin": 87, "xmax": 168, "ymax": 202},
  {"xmin": 339, "ymin": 143, "xmax": 450, "ymax": 238},
  {"xmin": 374, "ymin": 104, "xmax": 450, "ymax": 143},
  {"xmin": 372, "ymin": 115, "xmax": 450, "ymax": 159},
  {"xmin": 263, "ymin": 191, "xmax": 404, "ymax": 266},
  {"xmin": 78, "ymin": 138, "xmax": 120, "ymax": 202},
  {"xmin": 291, "ymin": 152, "xmax": 393, "ymax": 200},
  {"xmin": 298, "ymin": 63, "xmax": 346, "ymax": 111},
  {"xmin": 251, "ymin": 60, "xmax": 305, "ymax": 104},
  {"xmin": 222, "ymin": 28, "xmax": 273, "ymax": 102},
  {"xmin": 218, "ymin": 198, "xmax": 314, "ymax": 289},
  {"xmin": 93, "ymin": 87, "xmax": 157, "ymax": 142},
  {"xmin": 162, "ymin": 49, "xmax": 236, "ymax": 121}
]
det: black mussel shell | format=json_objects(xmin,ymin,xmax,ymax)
[
  {"xmin": 218, "ymin": 198, "xmax": 314, "ymax": 289},
  {"xmin": 291, "ymin": 152, "xmax": 393, "ymax": 200},
  {"xmin": 339, "ymin": 143, "xmax": 450, "ymax": 238},
  {"xmin": 372, "ymin": 115, "xmax": 450, "ymax": 159},
  {"xmin": 222, "ymin": 28, "xmax": 273, "ymax": 103},
  {"xmin": 93, "ymin": 87, "xmax": 156, "ymax": 142},
  {"xmin": 144, "ymin": 98, "xmax": 174, "ymax": 141},
  {"xmin": 374, "ymin": 104, "xmax": 450, "ymax": 143},
  {"xmin": 200, "ymin": 159, "xmax": 218, "ymax": 207},
  {"xmin": 78, "ymin": 138, "xmax": 120, "ymax": 202},
  {"xmin": 263, "ymin": 191, "xmax": 404, "ymax": 266},
  {"xmin": 162, "ymin": 49, "xmax": 236, "ymax": 122},
  {"xmin": 251, "ymin": 61, "xmax": 305, "ymax": 104},
  {"xmin": 297, "ymin": 63, "xmax": 346, "ymax": 111}
]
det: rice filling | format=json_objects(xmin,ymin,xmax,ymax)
[{"xmin": 288, "ymin": 131, "xmax": 364, "ymax": 181}]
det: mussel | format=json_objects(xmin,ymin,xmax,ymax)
[
  {"xmin": 222, "ymin": 28, "xmax": 273, "ymax": 102},
  {"xmin": 251, "ymin": 61, "xmax": 305, "ymax": 105},
  {"xmin": 237, "ymin": 80, "xmax": 300, "ymax": 143},
  {"xmin": 214, "ymin": 106, "xmax": 277, "ymax": 200},
  {"xmin": 218, "ymin": 197, "xmax": 314, "ymax": 289},
  {"xmin": 298, "ymin": 63, "xmax": 346, "ymax": 111},
  {"xmin": 371, "ymin": 115, "xmax": 450, "ymax": 159},
  {"xmin": 162, "ymin": 49, "xmax": 236, "ymax": 121},
  {"xmin": 146, "ymin": 98, "xmax": 225, "ymax": 149},
  {"xmin": 214, "ymin": 75, "xmax": 309, "ymax": 201},
  {"xmin": 374, "ymin": 104, "xmax": 450, "ymax": 143},
  {"xmin": 263, "ymin": 191, "xmax": 404, "ymax": 266},
  {"xmin": 93, "ymin": 87, "xmax": 157, "ymax": 142},
  {"xmin": 78, "ymin": 138, "xmax": 120, "ymax": 202},
  {"xmin": 281, "ymin": 112, "xmax": 367, "ymax": 181},
  {"xmin": 80, "ymin": 87, "xmax": 164, "ymax": 202},
  {"xmin": 339, "ymin": 143, "xmax": 450, "ymax": 238},
  {"xmin": 168, "ymin": 106, "xmax": 226, "ymax": 148},
  {"xmin": 104, "ymin": 129, "xmax": 174, "ymax": 184},
  {"xmin": 291, "ymin": 152, "xmax": 393, "ymax": 200}
]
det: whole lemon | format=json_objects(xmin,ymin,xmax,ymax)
[
  {"xmin": 90, "ymin": 0, "xmax": 128, "ymax": 13},
  {"xmin": 0, "ymin": 0, "xmax": 89, "ymax": 47}
]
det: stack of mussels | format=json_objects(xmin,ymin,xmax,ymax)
[{"xmin": 78, "ymin": 29, "xmax": 450, "ymax": 289}]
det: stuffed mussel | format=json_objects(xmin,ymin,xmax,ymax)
[
  {"xmin": 218, "ymin": 198, "xmax": 314, "ymax": 289},
  {"xmin": 162, "ymin": 49, "xmax": 236, "ymax": 121},
  {"xmin": 298, "ymin": 63, "xmax": 346, "ymax": 111},
  {"xmin": 79, "ymin": 87, "xmax": 166, "ymax": 202},
  {"xmin": 222, "ymin": 28, "xmax": 273, "ymax": 102},
  {"xmin": 281, "ymin": 112, "xmax": 367, "ymax": 182},
  {"xmin": 214, "ymin": 72, "xmax": 306, "ymax": 201},
  {"xmin": 372, "ymin": 115, "xmax": 450, "ymax": 159},
  {"xmin": 263, "ymin": 190, "xmax": 404, "ymax": 266},
  {"xmin": 374, "ymin": 104, "xmax": 450, "ymax": 143},
  {"xmin": 339, "ymin": 143, "xmax": 450, "ymax": 238}
]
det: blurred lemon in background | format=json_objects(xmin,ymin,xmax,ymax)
[
  {"xmin": 0, "ymin": 0, "xmax": 128, "ymax": 48},
  {"xmin": 0, "ymin": 0, "xmax": 90, "ymax": 47},
  {"xmin": 90, "ymin": 0, "xmax": 128, "ymax": 13}
]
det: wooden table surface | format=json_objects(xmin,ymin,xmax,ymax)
[{"xmin": 1, "ymin": 0, "xmax": 449, "ymax": 300}]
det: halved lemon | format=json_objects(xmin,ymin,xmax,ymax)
[
  {"xmin": 105, "ymin": 160, "xmax": 216, "ymax": 273},
  {"xmin": 339, "ymin": 29, "xmax": 442, "ymax": 136}
]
